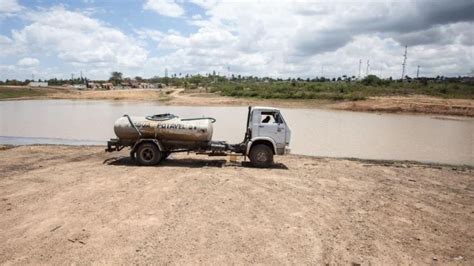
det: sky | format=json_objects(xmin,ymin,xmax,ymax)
[{"xmin": 0, "ymin": 0, "xmax": 473, "ymax": 80}]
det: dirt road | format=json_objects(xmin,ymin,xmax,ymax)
[{"xmin": 0, "ymin": 145, "xmax": 472, "ymax": 264}]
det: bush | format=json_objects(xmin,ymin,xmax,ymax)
[{"xmin": 361, "ymin": 75, "xmax": 383, "ymax": 86}]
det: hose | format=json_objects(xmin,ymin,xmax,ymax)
[
  {"xmin": 123, "ymin": 114, "xmax": 142, "ymax": 137},
  {"xmin": 181, "ymin": 117, "xmax": 217, "ymax": 123},
  {"xmin": 145, "ymin": 113, "xmax": 216, "ymax": 123}
]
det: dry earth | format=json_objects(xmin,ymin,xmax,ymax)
[
  {"xmin": 0, "ymin": 145, "xmax": 473, "ymax": 264},
  {"xmin": 331, "ymin": 96, "xmax": 474, "ymax": 117}
]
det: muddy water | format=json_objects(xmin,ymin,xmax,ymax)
[{"xmin": 0, "ymin": 100, "xmax": 472, "ymax": 166}]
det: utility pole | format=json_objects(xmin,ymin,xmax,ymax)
[
  {"xmin": 416, "ymin": 65, "xmax": 420, "ymax": 79},
  {"xmin": 358, "ymin": 59, "xmax": 362, "ymax": 79},
  {"xmin": 366, "ymin": 60, "xmax": 370, "ymax": 76},
  {"xmin": 401, "ymin": 45, "xmax": 408, "ymax": 80}
]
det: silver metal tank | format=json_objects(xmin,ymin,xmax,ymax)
[{"xmin": 114, "ymin": 114, "xmax": 214, "ymax": 142}]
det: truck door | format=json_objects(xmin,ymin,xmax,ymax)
[{"xmin": 257, "ymin": 111, "xmax": 286, "ymax": 146}]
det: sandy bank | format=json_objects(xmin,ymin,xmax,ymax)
[{"xmin": 1, "ymin": 86, "xmax": 473, "ymax": 116}]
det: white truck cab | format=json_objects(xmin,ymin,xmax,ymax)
[{"xmin": 245, "ymin": 106, "xmax": 291, "ymax": 166}]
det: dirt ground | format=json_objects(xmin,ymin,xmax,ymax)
[
  {"xmin": 331, "ymin": 95, "xmax": 474, "ymax": 117},
  {"xmin": 0, "ymin": 145, "xmax": 472, "ymax": 264},
  {"xmin": 2, "ymin": 86, "xmax": 473, "ymax": 116}
]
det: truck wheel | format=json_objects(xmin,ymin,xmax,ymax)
[
  {"xmin": 136, "ymin": 143, "xmax": 162, "ymax": 166},
  {"xmin": 249, "ymin": 144, "xmax": 273, "ymax": 168}
]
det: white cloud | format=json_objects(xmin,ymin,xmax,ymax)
[
  {"xmin": 0, "ymin": 34, "xmax": 18, "ymax": 55},
  {"xmin": 191, "ymin": 14, "xmax": 202, "ymax": 20},
  {"xmin": 0, "ymin": 0, "xmax": 22, "ymax": 13},
  {"xmin": 1, "ymin": 0, "xmax": 473, "ymax": 80},
  {"xmin": 5, "ymin": 7, "xmax": 148, "ymax": 70},
  {"xmin": 0, "ymin": 63, "xmax": 63, "ymax": 81},
  {"xmin": 143, "ymin": 0, "xmax": 184, "ymax": 17},
  {"xmin": 17, "ymin": 57, "xmax": 39, "ymax": 67},
  {"xmin": 142, "ymin": 0, "xmax": 473, "ymax": 78},
  {"xmin": 136, "ymin": 29, "xmax": 165, "ymax": 42}
]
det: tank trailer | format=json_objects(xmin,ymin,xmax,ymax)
[{"xmin": 106, "ymin": 106, "xmax": 291, "ymax": 167}]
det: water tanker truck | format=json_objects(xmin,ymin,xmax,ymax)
[{"xmin": 106, "ymin": 106, "xmax": 291, "ymax": 167}]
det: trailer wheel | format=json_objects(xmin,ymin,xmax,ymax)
[
  {"xmin": 136, "ymin": 143, "xmax": 162, "ymax": 166},
  {"xmin": 249, "ymin": 144, "xmax": 273, "ymax": 168}
]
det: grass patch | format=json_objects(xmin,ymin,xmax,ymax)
[
  {"xmin": 0, "ymin": 87, "xmax": 48, "ymax": 99},
  {"xmin": 158, "ymin": 95, "xmax": 172, "ymax": 102}
]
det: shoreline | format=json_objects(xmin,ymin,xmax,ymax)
[
  {"xmin": 1, "ymin": 144, "xmax": 472, "ymax": 169},
  {"xmin": 1, "ymin": 86, "xmax": 473, "ymax": 117}
]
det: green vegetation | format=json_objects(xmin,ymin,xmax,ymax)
[
  {"xmin": 207, "ymin": 75, "xmax": 474, "ymax": 101},
  {"xmin": 0, "ymin": 87, "xmax": 48, "ymax": 99},
  {"xmin": 109, "ymin": 71, "xmax": 123, "ymax": 85},
  {"xmin": 143, "ymin": 73, "xmax": 473, "ymax": 101},
  {"xmin": 1, "ymin": 73, "xmax": 473, "ymax": 101}
]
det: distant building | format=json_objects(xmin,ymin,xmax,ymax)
[
  {"xmin": 73, "ymin": 84, "xmax": 87, "ymax": 90},
  {"xmin": 121, "ymin": 80, "xmax": 139, "ymax": 88},
  {"xmin": 87, "ymin": 82, "xmax": 101, "ymax": 90},
  {"xmin": 101, "ymin": 83, "xmax": 114, "ymax": 90},
  {"xmin": 28, "ymin": 82, "xmax": 48, "ymax": 87},
  {"xmin": 139, "ymin": 82, "xmax": 154, "ymax": 89}
]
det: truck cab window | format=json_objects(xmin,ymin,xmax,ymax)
[{"xmin": 260, "ymin": 112, "xmax": 276, "ymax": 124}]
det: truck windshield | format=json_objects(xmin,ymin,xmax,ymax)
[{"xmin": 274, "ymin": 113, "xmax": 283, "ymax": 124}]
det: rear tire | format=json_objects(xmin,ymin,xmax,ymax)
[
  {"xmin": 249, "ymin": 144, "xmax": 273, "ymax": 168},
  {"xmin": 136, "ymin": 143, "xmax": 162, "ymax": 166}
]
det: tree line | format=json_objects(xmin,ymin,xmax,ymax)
[{"xmin": 0, "ymin": 71, "xmax": 471, "ymax": 88}]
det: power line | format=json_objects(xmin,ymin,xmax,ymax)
[
  {"xmin": 401, "ymin": 45, "xmax": 408, "ymax": 80},
  {"xmin": 358, "ymin": 59, "xmax": 362, "ymax": 79},
  {"xmin": 366, "ymin": 60, "xmax": 370, "ymax": 76}
]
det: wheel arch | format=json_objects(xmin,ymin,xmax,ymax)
[
  {"xmin": 246, "ymin": 137, "xmax": 277, "ymax": 155},
  {"xmin": 131, "ymin": 138, "xmax": 164, "ymax": 153}
]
